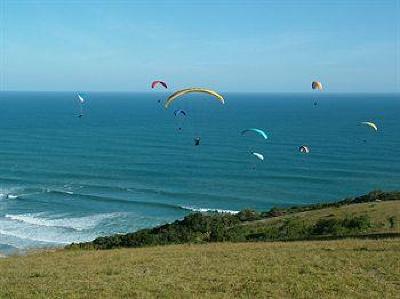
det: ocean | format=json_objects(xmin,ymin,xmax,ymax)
[{"xmin": 0, "ymin": 92, "xmax": 399, "ymax": 254}]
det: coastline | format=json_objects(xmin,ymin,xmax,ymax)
[
  {"xmin": 70, "ymin": 190, "xmax": 400, "ymax": 250},
  {"xmin": 2, "ymin": 190, "xmax": 399, "ymax": 256}
]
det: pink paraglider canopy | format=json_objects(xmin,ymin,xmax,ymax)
[{"xmin": 151, "ymin": 80, "xmax": 168, "ymax": 89}]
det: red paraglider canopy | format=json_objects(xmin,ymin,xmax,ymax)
[{"xmin": 151, "ymin": 80, "xmax": 168, "ymax": 89}]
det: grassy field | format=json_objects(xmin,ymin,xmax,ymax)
[
  {"xmin": 251, "ymin": 199, "xmax": 400, "ymax": 230},
  {"xmin": 0, "ymin": 239, "xmax": 399, "ymax": 298},
  {"xmin": 238, "ymin": 200, "xmax": 400, "ymax": 240}
]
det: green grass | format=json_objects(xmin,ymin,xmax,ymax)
[
  {"xmin": 71, "ymin": 191, "xmax": 400, "ymax": 250},
  {"xmin": 254, "ymin": 199, "xmax": 400, "ymax": 230},
  {"xmin": 1, "ymin": 239, "xmax": 399, "ymax": 298},
  {"xmin": 237, "ymin": 200, "xmax": 400, "ymax": 241}
]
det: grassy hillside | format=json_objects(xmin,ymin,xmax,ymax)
[
  {"xmin": 236, "ymin": 199, "xmax": 400, "ymax": 242},
  {"xmin": 1, "ymin": 239, "xmax": 399, "ymax": 298},
  {"xmin": 1, "ymin": 191, "xmax": 399, "ymax": 298},
  {"xmin": 69, "ymin": 190, "xmax": 400, "ymax": 250}
]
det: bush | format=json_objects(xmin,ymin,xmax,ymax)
[
  {"xmin": 261, "ymin": 208, "xmax": 286, "ymax": 218},
  {"xmin": 237, "ymin": 209, "xmax": 262, "ymax": 221},
  {"xmin": 342, "ymin": 215, "xmax": 371, "ymax": 231},
  {"xmin": 312, "ymin": 218, "xmax": 342, "ymax": 235},
  {"xmin": 311, "ymin": 215, "xmax": 372, "ymax": 236},
  {"xmin": 388, "ymin": 216, "xmax": 396, "ymax": 228}
]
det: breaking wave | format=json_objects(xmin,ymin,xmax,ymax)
[{"xmin": 5, "ymin": 212, "xmax": 123, "ymax": 231}]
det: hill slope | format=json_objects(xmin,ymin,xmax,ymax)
[
  {"xmin": 69, "ymin": 190, "xmax": 400, "ymax": 250},
  {"xmin": 1, "ymin": 239, "xmax": 399, "ymax": 298}
]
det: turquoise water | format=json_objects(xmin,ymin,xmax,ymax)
[{"xmin": 0, "ymin": 92, "xmax": 399, "ymax": 254}]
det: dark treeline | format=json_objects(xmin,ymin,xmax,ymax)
[{"xmin": 67, "ymin": 190, "xmax": 400, "ymax": 250}]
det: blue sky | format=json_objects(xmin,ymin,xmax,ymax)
[{"xmin": 1, "ymin": 0, "xmax": 399, "ymax": 92}]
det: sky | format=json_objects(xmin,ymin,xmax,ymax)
[{"xmin": 0, "ymin": 0, "xmax": 399, "ymax": 92}]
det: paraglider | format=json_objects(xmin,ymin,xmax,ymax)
[
  {"xmin": 174, "ymin": 109, "xmax": 187, "ymax": 131},
  {"xmin": 152, "ymin": 81, "xmax": 168, "ymax": 105},
  {"xmin": 77, "ymin": 94, "xmax": 85, "ymax": 117},
  {"xmin": 242, "ymin": 129, "xmax": 268, "ymax": 168},
  {"xmin": 164, "ymin": 88, "xmax": 224, "ymax": 145},
  {"xmin": 299, "ymin": 145, "xmax": 310, "ymax": 154},
  {"xmin": 151, "ymin": 81, "xmax": 168, "ymax": 89},
  {"xmin": 78, "ymin": 94, "xmax": 85, "ymax": 104},
  {"xmin": 174, "ymin": 109, "xmax": 187, "ymax": 117},
  {"xmin": 241, "ymin": 128, "xmax": 268, "ymax": 140},
  {"xmin": 164, "ymin": 88, "xmax": 224, "ymax": 109},
  {"xmin": 252, "ymin": 152, "xmax": 264, "ymax": 161},
  {"xmin": 311, "ymin": 81, "xmax": 323, "ymax": 106},
  {"xmin": 312, "ymin": 81, "xmax": 323, "ymax": 90},
  {"xmin": 361, "ymin": 121, "xmax": 378, "ymax": 131}
]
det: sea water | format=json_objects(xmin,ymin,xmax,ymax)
[{"xmin": 0, "ymin": 92, "xmax": 399, "ymax": 253}]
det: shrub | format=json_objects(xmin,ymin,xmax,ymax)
[
  {"xmin": 311, "ymin": 218, "xmax": 342, "ymax": 235},
  {"xmin": 342, "ymin": 215, "xmax": 371, "ymax": 231},
  {"xmin": 311, "ymin": 215, "xmax": 372, "ymax": 236},
  {"xmin": 261, "ymin": 208, "xmax": 286, "ymax": 218},
  {"xmin": 388, "ymin": 216, "xmax": 396, "ymax": 228},
  {"xmin": 237, "ymin": 209, "xmax": 262, "ymax": 221}
]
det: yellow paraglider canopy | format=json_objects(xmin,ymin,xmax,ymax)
[{"xmin": 164, "ymin": 88, "xmax": 224, "ymax": 109}]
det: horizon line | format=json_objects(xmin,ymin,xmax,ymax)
[{"xmin": 1, "ymin": 90, "xmax": 399, "ymax": 94}]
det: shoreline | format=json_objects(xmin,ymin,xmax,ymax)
[
  {"xmin": 70, "ymin": 190, "xmax": 400, "ymax": 250},
  {"xmin": 2, "ymin": 190, "xmax": 399, "ymax": 256}
]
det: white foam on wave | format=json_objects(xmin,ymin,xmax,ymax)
[
  {"xmin": 0, "ymin": 193, "xmax": 18, "ymax": 200},
  {"xmin": 0, "ymin": 185, "xmax": 46, "ymax": 200},
  {"xmin": 182, "ymin": 206, "xmax": 239, "ymax": 214},
  {"xmin": 0, "ymin": 186, "xmax": 21, "ymax": 200},
  {"xmin": 5, "ymin": 212, "xmax": 121, "ymax": 231},
  {"xmin": 0, "ymin": 229, "xmax": 70, "ymax": 245},
  {"xmin": 0, "ymin": 212, "xmax": 126, "ymax": 247}
]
